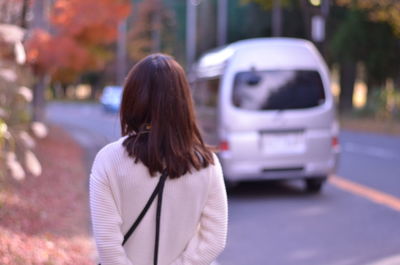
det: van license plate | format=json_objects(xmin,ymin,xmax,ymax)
[{"xmin": 261, "ymin": 132, "xmax": 305, "ymax": 154}]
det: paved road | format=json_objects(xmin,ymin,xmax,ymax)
[{"xmin": 47, "ymin": 102, "xmax": 400, "ymax": 265}]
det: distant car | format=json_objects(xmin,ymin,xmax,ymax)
[{"xmin": 100, "ymin": 85, "xmax": 123, "ymax": 112}]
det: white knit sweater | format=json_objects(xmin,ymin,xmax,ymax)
[{"xmin": 89, "ymin": 137, "xmax": 228, "ymax": 265}]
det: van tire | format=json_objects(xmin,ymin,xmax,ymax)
[
  {"xmin": 224, "ymin": 178, "xmax": 238, "ymax": 192},
  {"xmin": 305, "ymin": 177, "xmax": 326, "ymax": 193}
]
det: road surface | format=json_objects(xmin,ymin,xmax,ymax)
[{"xmin": 47, "ymin": 102, "xmax": 400, "ymax": 265}]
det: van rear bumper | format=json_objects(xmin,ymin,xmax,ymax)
[{"xmin": 219, "ymin": 153, "xmax": 339, "ymax": 181}]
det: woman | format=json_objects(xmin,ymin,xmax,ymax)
[{"xmin": 89, "ymin": 53, "xmax": 228, "ymax": 265}]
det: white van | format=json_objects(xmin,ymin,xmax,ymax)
[{"xmin": 192, "ymin": 38, "xmax": 340, "ymax": 192}]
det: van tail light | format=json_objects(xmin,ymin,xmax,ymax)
[
  {"xmin": 332, "ymin": 136, "xmax": 339, "ymax": 148},
  {"xmin": 219, "ymin": 140, "xmax": 229, "ymax": 151}
]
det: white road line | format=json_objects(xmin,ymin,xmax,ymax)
[
  {"xmin": 343, "ymin": 142, "xmax": 400, "ymax": 161},
  {"xmin": 365, "ymin": 254, "xmax": 400, "ymax": 265}
]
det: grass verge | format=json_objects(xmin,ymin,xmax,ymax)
[{"xmin": 340, "ymin": 116, "xmax": 400, "ymax": 136}]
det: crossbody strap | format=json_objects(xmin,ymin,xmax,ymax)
[
  {"xmin": 153, "ymin": 170, "xmax": 167, "ymax": 265},
  {"xmin": 98, "ymin": 170, "xmax": 168, "ymax": 265},
  {"xmin": 122, "ymin": 170, "xmax": 168, "ymax": 245}
]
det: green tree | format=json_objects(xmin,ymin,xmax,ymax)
[
  {"xmin": 336, "ymin": 0, "xmax": 400, "ymax": 108},
  {"xmin": 329, "ymin": 1, "xmax": 400, "ymax": 111},
  {"xmin": 242, "ymin": 0, "xmax": 292, "ymax": 36},
  {"xmin": 363, "ymin": 21, "xmax": 400, "ymax": 106},
  {"xmin": 337, "ymin": 0, "xmax": 400, "ymax": 36},
  {"xmin": 330, "ymin": 8, "xmax": 368, "ymax": 112}
]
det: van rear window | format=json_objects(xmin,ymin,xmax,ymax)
[{"xmin": 232, "ymin": 70, "xmax": 325, "ymax": 110}]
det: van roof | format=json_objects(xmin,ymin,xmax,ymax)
[{"xmin": 195, "ymin": 38, "xmax": 322, "ymax": 77}]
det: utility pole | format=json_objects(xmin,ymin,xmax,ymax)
[
  {"xmin": 116, "ymin": 19, "xmax": 127, "ymax": 85},
  {"xmin": 320, "ymin": 0, "xmax": 330, "ymax": 57},
  {"xmin": 271, "ymin": 0, "xmax": 282, "ymax": 36},
  {"xmin": 309, "ymin": 0, "xmax": 329, "ymax": 55},
  {"xmin": 186, "ymin": 0, "xmax": 197, "ymax": 71},
  {"xmin": 217, "ymin": 0, "xmax": 228, "ymax": 46}
]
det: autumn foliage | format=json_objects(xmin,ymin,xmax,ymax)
[
  {"xmin": 337, "ymin": 0, "xmax": 400, "ymax": 36},
  {"xmin": 0, "ymin": 126, "xmax": 95, "ymax": 265},
  {"xmin": 128, "ymin": 0, "xmax": 175, "ymax": 62},
  {"xmin": 26, "ymin": 0, "xmax": 131, "ymax": 82}
]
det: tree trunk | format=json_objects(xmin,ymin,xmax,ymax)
[
  {"xmin": 116, "ymin": 20, "xmax": 127, "ymax": 85},
  {"xmin": 151, "ymin": 0, "xmax": 161, "ymax": 53},
  {"xmin": 186, "ymin": 0, "xmax": 197, "ymax": 70},
  {"xmin": 366, "ymin": 79, "xmax": 377, "ymax": 108},
  {"xmin": 32, "ymin": 75, "xmax": 48, "ymax": 122},
  {"xmin": 198, "ymin": 0, "xmax": 216, "ymax": 54},
  {"xmin": 20, "ymin": 0, "xmax": 29, "ymax": 28},
  {"xmin": 365, "ymin": 76, "xmax": 385, "ymax": 108},
  {"xmin": 339, "ymin": 60, "xmax": 356, "ymax": 113},
  {"xmin": 53, "ymin": 82, "xmax": 63, "ymax": 99},
  {"xmin": 299, "ymin": 0, "xmax": 311, "ymax": 39},
  {"xmin": 394, "ymin": 76, "xmax": 400, "ymax": 92},
  {"xmin": 90, "ymin": 83, "xmax": 101, "ymax": 100}
]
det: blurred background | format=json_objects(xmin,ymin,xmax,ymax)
[{"xmin": 0, "ymin": 0, "xmax": 400, "ymax": 265}]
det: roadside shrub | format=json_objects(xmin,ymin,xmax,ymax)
[
  {"xmin": 0, "ymin": 24, "xmax": 46, "ymax": 181},
  {"xmin": 353, "ymin": 87, "xmax": 400, "ymax": 121}
]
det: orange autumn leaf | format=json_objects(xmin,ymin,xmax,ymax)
[
  {"xmin": 25, "ymin": 0, "xmax": 131, "ymax": 80},
  {"xmin": 51, "ymin": 0, "xmax": 131, "ymax": 44}
]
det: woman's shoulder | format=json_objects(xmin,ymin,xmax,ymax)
[
  {"xmin": 210, "ymin": 152, "xmax": 223, "ymax": 177},
  {"xmin": 193, "ymin": 152, "xmax": 223, "ymax": 184},
  {"xmin": 92, "ymin": 136, "xmax": 128, "ymax": 166}
]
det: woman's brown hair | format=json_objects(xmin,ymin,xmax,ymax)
[{"xmin": 120, "ymin": 53, "xmax": 214, "ymax": 179}]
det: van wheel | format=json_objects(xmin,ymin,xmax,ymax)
[
  {"xmin": 305, "ymin": 177, "xmax": 326, "ymax": 193},
  {"xmin": 224, "ymin": 178, "xmax": 238, "ymax": 192}
]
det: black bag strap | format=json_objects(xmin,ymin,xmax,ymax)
[
  {"xmin": 99, "ymin": 170, "xmax": 168, "ymax": 265},
  {"xmin": 153, "ymin": 170, "xmax": 167, "ymax": 265},
  {"xmin": 122, "ymin": 170, "xmax": 168, "ymax": 245}
]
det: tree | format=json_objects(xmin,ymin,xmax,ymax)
[
  {"xmin": 0, "ymin": 0, "xmax": 26, "ymax": 26},
  {"xmin": 333, "ymin": 0, "xmax": 400, "ymax": 109},
  {"xmin": 363, "ymin": 21, "xmax": 400, "ymax": 106},
  {"xmin": 242, "ymin": 0, "xmax": 292, "ymax": 36},
  {"xmin": 128, "ymin": 0, "xmax": 175, "ymax": 62},
  {"xmin": 25, "ymin": 0, "xmax": 131, "ymax": 120},
  {"xmin": 336, "ymin": 0, "xmax": 400, "ymax": 36},
  {"xmin": 330, "ymin": 8, "xmax": 368, "ymax": 112},
  {"xmin": 0, "ymin": 24, "xmax": 43, "ymax": 180},
  {"xmin": 27, "ymin": 0, "xmax": 131, "ymax": 82}
]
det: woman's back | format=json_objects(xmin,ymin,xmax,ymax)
[
  {"xmin": 90, "ymin": 136, "xmax": 227, "ymax": 265},
  {"xmin": 90, "ymin": 53, "xmax": 227, "ymax": 265}
]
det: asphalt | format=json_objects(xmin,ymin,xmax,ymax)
[{"xmin": 47, "ymin": 102, "xmax": 400, "ymax": 265}]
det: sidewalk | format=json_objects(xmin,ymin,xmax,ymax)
[{"xmin": 0, "ymin": 126, "xmax": 95, "ymax": 265}]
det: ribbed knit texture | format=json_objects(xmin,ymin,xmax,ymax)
[{"xmin": 89, "ymin": 136, "xmax": 228, "ymax": 265}]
